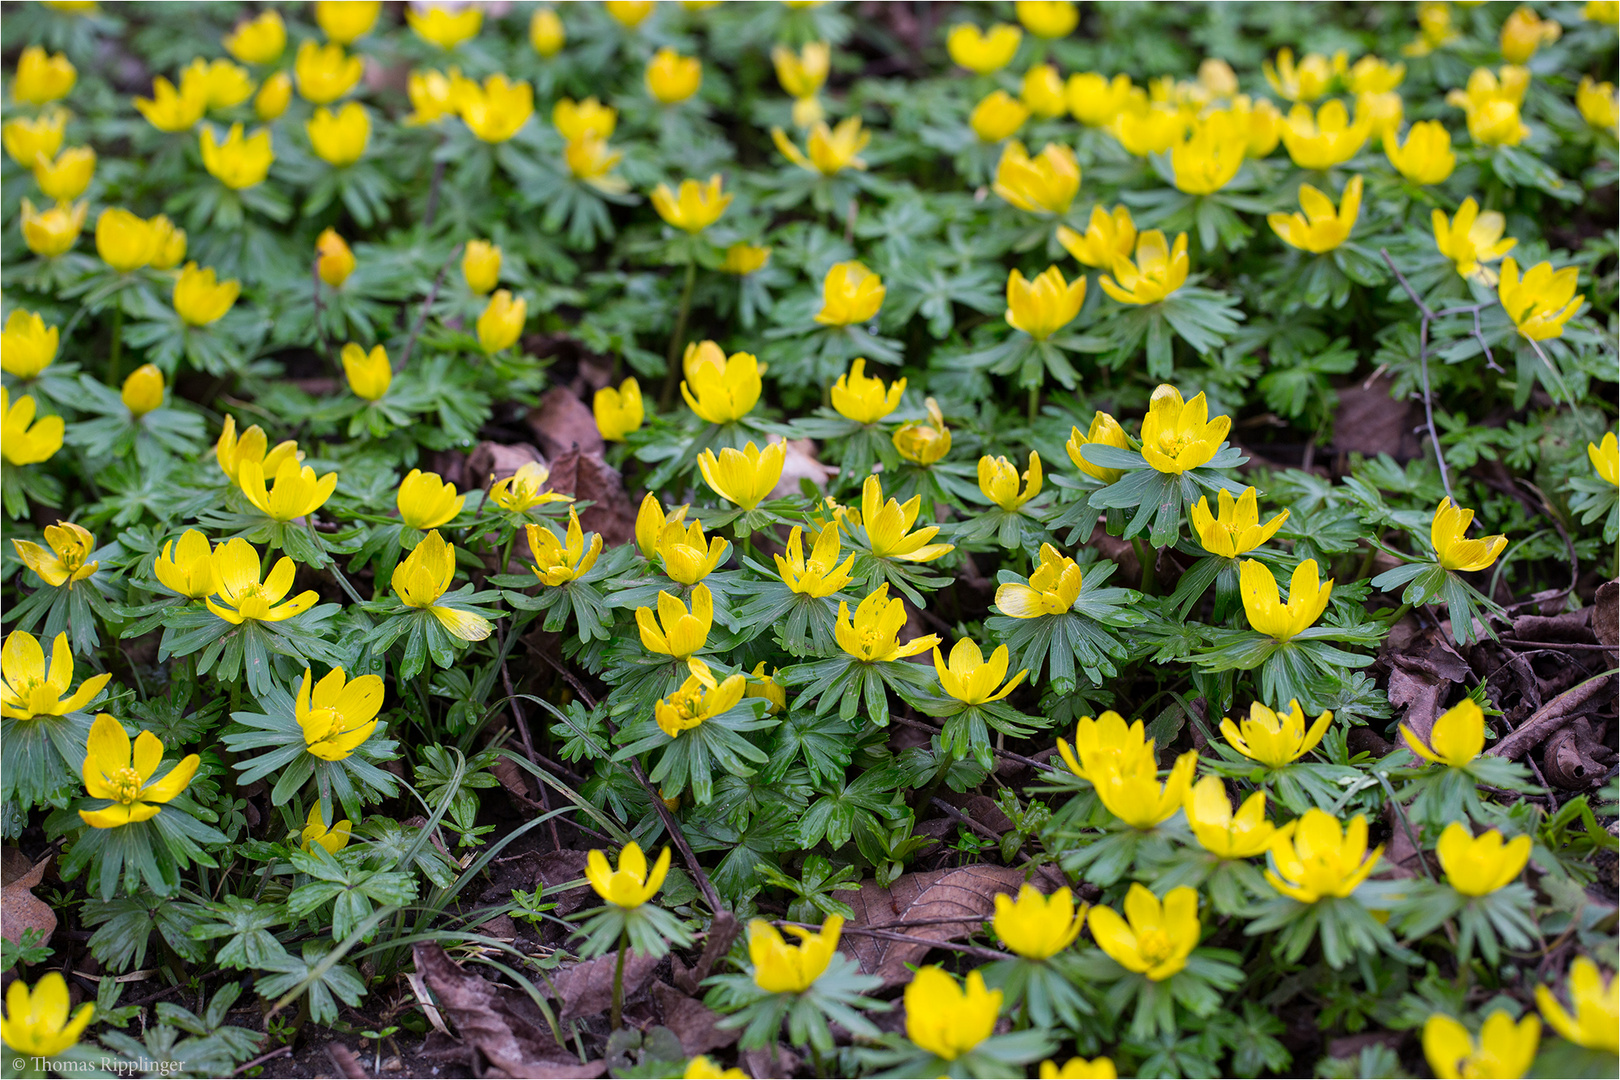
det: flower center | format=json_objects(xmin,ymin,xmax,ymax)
[
  {"xmin": 1136, "ymin": 927, "xmax": 1176, "ymax": 965},
  {"xmin": 305, "ymin": 706, "xmax": 343, "ymax": 743},
  {"xmin": 110, "ymin": 766, "xmax": 144, "ymax": 804},
  {"xmin": 233, "ymin": 583, "xmax": 271, "ymax": 619}
]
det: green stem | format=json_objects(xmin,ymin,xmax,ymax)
[
  {"xmin": 659, "ymin": 259, "xmax": 698, "ymax": 411},
  {"xmin": 1379, "ymin": 601, "xmax": 1413, "ymax": 625},
  {"xmin": 609, "ymin": 928, "xmax": 628, "ymax": 1031},
  {"xmin": 1027, "ymin": 385, "xmax": 1040, "ymax": 427},
  {"xmin": 107, "ymin": 304, "xmax": 125, "ymax": 386},
  {"xmin": 1133, "ymin": 538, "xmax": 1158, "ymax": 595}
]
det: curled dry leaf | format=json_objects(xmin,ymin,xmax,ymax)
[{"xmin": 842, "ymin": 864, "xmax": 1027, "ymax": 984}]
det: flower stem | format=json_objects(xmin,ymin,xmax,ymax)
[
  {"xmin": 609, "ymin": 928, "xmax": 628, "ymax": 1031},
  {"xmin": 107, "ymin": 303, "xmax": 125, "ymax": 386},
  {"xmin": 660, "ymin": 258, "xmax": 698, "ymax": 411},
  {"xmin": 1027, "ymin": 385, "xmax": 1040, "ymax": 427},
  {"xmin": 1133, "ymin": 538, "xmax": 1157, "ymax": 595},
  {"xmin": 1379, "ymin": 601, "xmax": 1413, "ymax": 626}
]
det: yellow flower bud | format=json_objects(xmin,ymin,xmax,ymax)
[
  {"xmin": 19, "ymin": 197, "xmax": 86, "ymax": 257},
  {"xmin": 1005, "ymin": 266, "xmax": 1085, "ymax": 340},
  {"xmin": 651, "ymin": 174, "xmax": 732, "ymax": 233},
  {"xmin": 1, "ymin": 310, "xmax": 59, "ymax": 380},
  {"xmin": 255, "ymin": 72, "xmax": 292, "ymax": 120},
  {"xmin": 947, "ymin": 23, "xmax": 1022, "ymax": 74},
  {"xmin": 95, "ymin": 206, "xmax": 157, "ymax": 272},
  {"xmin": 32, "ymin": 145, "xmax": 95, "ymax": 201},
  {"xmin": 462, "ymin": 239, "xmax": 501, "ymax": 294},
  {"xmin": 315, "ymin": 0, "xmax": 382, "ymax": 44},
  {"xmin": 646, "ymin": 48, "xmax": 702, "ymax": 104},
  {"xmin": 307, "ymin": 102, "xmax": 370, "ymax": 166},
  {"xmin": 407, "ymin": 4, "xmax": 482, "ymax": 49},
  {"xmin": 121, "ymin": 363, "xmax": 165, "ymax": 417},
  {"xmin": 316, "ymin": 228, "xmax": 356, "ymax": 287},
  {"xmin": 173, "ymin": 262, "xmax": 240, "ymax": 326},
  {"xmin": 477, "ymin": 290, "xmax": 526, "ymax": 354},
  {"xmin": 13, "ymin": 46, "xmax": 76, "ymax": 105},
  {"xmin": 295, "ymin": 40, "xmax": 363, "ymax": 104},
  {"xmin": 200, "ymin": 123, "xmax": 274, "ymax": 190},
  {"xmin": 342, "ymin": 342, "xmax": 392, "ymax": 401},
  {"xmin": 223, "ymin": 10, "xmax": 286, "ymax": 65},
  {"xmin": 594, "ymin": 377, "xmax": 644, "ymax": 442},
  {"xmin": 529, "ymin": 8, "xmax": 566, "ymax": 56},
  {"xmin": 3, "ymin": 108, "xmax": 66, "ymax": 167},
  {"xmin": 721, "ymin": 243, "xmax": 771, "ymax": 276},
  {"xmin": 814, "ymin": 261, "xmax": 884, "ymax": 326},
  {"xmin": 970, "ymin": 89, "xmax": 1029, "ymax": 142}
]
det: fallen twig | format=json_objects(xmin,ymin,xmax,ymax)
[{"xmin": 1489, "ymin": 672, "xmax": 1616, "ymax": 760}]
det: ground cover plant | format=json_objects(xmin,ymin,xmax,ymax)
[{"xmin": 0, "ymin": 1, "xmax": 1617, "ymax": 1077}]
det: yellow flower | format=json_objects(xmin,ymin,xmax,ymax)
[
  {"xmin": 173, "ymin": 262, "xmax": 240, "ymax": 326},
  {"xmin": 1066, "ymin": 72, "xmax": 1135, "ymax": 127},
  {"xmin": 133, "ymin": 74, "xmax": 206, "ymax": 132},
  {"xmin": 970, "ymin": 89, "xmax": 1029, "ymax": 142},
  {"xmin": 1356, "ymin": 90, "xmax": 1404, "ymax": 137},
  {"xmin": 774, "ymin": 524, "xmax": 856, "ymax": 598},
  {"xmin": 586, "ymin": 842, "xmax": 670, "ymax": 908},
  {"xmin": 407, "ymin": 4, "xmax": 481, "ymax": 48},
  {"xmin": 1588, "ymin": 0, "xmax": 1620, "ymax": 22},
  {"xmin": 857, "ymin": 474, "xmax": 953, "ymax": 563},
  {"xmin": 746, "ymin": 663, "xmax": 786, "ymax": 715},
  {"xmin": 405, "ymin": 68, "xmax": 460, "ymax": 125},
  {"xmin": 605, "ymin": 0, "xmax": 655, "ymax": 28},
  {"xmin": 1111, "ymin": 102, "xmax": 1188, "ymax": 156},
  {"xmin": 477, "ymin": 290, "xmax": 527, "ymax": 353},
  {"xmin": 1190, "ymin": 486, "xmax": 1289, "ymax": 558},
  {"xmin": 1383, "ymin": 120, "xmax": 1455, "ymax": 186},
  {"xmin": 947, "ymin": 23, "xmax": 1022, "ymax": 74},
  {"xmin": 1447, "ymin": 66, "xmax": 1532, "ymax": 145},
  {"xmin": 13, "ymin": 45, "xmax": 76, "ymax": 104},
  {"xmin": 992, "ymin": 141, "xmax": 1079, "ymax": 216},
  {"xmin": 179, "ymin": 56, "xmax": 253, "ymax": 110},
  {"xmin": 1056, "ymin": 711, "xmax": 1153, "ymax": 785},
  {"xmin": 1139, "ymin": 384, "xmax": 1229, "ymax": 473},
  {"xmin": 1578, "ymin": 77, "xmax": 1619, "ymax": 131},
  {"xmin": 1432, "ymin": 199, "xmax": 1516, "ymax": 285},
  {"xmin": 526, "ymin": 509, "xmax": 603, "ymax": 586},
  {"xmin": 200, "ymin": 123, "xmax": 273, "ymax": 189},
  {"xmin": 255, "ymin": 71, "xmax": 293, "ymax": 120},
  {"xmin": 637, "ymin": 584, "xmax": 713, "ymax": 659},
  {"xmin": 19, "ymin": 197, "xmax": 85, "ymax": 257},
  {"xmin": 78, "ymin": 713, "xmax": 200, "ymax": 828},
  {"xmin": 1265, "ymin": 808, "xmax": 1382, "ymax": 903},
  {"xmin": 683, "ymin": 350, "xmax": 762, "ymax": 425},
  {"xmin": 1216, "ymin": 96, "xmax": 1283, "ymax": 157},
  {"xmin": 1094, "ymin": 749, "xmax": 1199, "ymax": 830},
  {"xmin": 1, "ymin": 388, "xmax": 62, "ymax": 467},
  {"xmin": 698, "ymin": 441, "xmax": 784, "ymax": 510},
  {"xmin": 12, "ymin": 520, "xmax": 96, "ymax": 587},
  {"xmin": 1020, "ymin": 63, "xmax": 1067, "ymax": 118},
  {"xmin": 1269, "ymin": 175, "xmax": 1362, "ymax": 253},
  {"xmin": 1099, "ymin": 229, "xmax": 1189, "ymax": 305},
  {"xmin": 1240, "ymin": 558, "xmax": 1332, "ymax": 642},
  {"xmin": 301, "ymin": 803, "xmax": 353, "ymax": 855},
  {"xmin": 815, "ymin": 261, "xmax": 885, "ymax": 326},
  {"xmin": 1221, "ymin": 700, "xmax": 1334, "ymax": 769},
  {"xmin": 1057, "ymin": 204, "xmax": 1136, "ymax": 269},
  {"xmin": 1262, "ymin": 47, "xmax": 1345, "ymax": 103},
  {"xmin": 1280, "ymin": 100, "xmax": 1370, "ymax": 169},
  {"xmin": 750, "ymin": 914, "xmax": 842, "ymax": 993},
  {"xmin": 95, "ymin": 206, "xmax": 157, "ymax": 272},
  {"xmin": 316, "ymin": 228, "xmax": 356, "ymax": 288},
  {"xmin": 317, "ymin": 0, "xmax": 382, "ymax": 44},
  {"xmin": 830, "ymin": 358, "xmax": 904, "ymax": 424},
  {"xmin": 1348, "ymin": 55, "xmax": 1405, "ymax": 94},
  {"xmin": 1005, "ymin": 266, "xmax": 1085, "ymax": 341},
  {"xmin": 594, "ymin": 377, "xmax": 644, "ymax": 441},
  {"xmin": 152, "ymin": 529, "xmax": 216, "ymax": 600},
  {"xmin": 835, "ymin": 583, "xmax": 941, "ymax": 662},
  {"xmin": 978, "ymin": 451, "xmax": 1043, "ymax": 511},
  {"xmin": 1088, "ymin": 883, "xmax": 1200, "ymax": 981},
  {"xmin": 239, "ymin": 455, "xmax": 338, "ymax": 523},
  {"xmin": 655, "ymin": 519, "xmax": 729, "ymax": 586},
  {"xmin": 1039, "ymin": 1058, "xmax": 1117, "ymax": 1080},
  {"xmin": 32, "ymin": 145, "xmax": 95, "ymax": 201},
  {"xmin": 771, "ymin": 116, "xmax": 870, "ymax": 175},
  {"xmin": 1402, "ymin": 697, "xmax": 1485, "ymax": 768},
  {"xmin": 1589, "ymin": 433, "xmax": 1619, "ymax": 486},
  {"xmin": 995, "ymin": 542, "xmax": 1081, "ymax": 617},
  {"xmin": 1423, "ymin": 1012, "xmax": 1540, "ymax": 1080},
  {"xmin": 396, "ymin": 470, "xmax": 463, "ymax": 531},
  {"xmin": 1437, "ymin": 821, "xmax": 1531, "ymax": 897},
  {"xmin": 994, "ymin": 883, "xmax": 1083, "ymax": 960},
  {"xmin": 295, "ymin": 665, "xmax": 384, "ymax": 762},
  {"xmin": 1406, "ymin": 1, "xmax": 1461, "ymax": 55},
  {"xmin": 148, "ymin": 214, "xmax": 186, "ymax": 269},
  {"xmin": 904, "ymin": 967, "xmax": 1000, "ymax": 1061},
  {"xmin": 0, "ymin": 974, "xmax": 93, "ymax": 1058},
  {"xmin": 553, "ymin": 96, "xmax": 617, "ymax": 141},
  {"xmin": 529, "ymin": 8, "xmax": 566, "ymax": 57},
  {"xmin": 295, "ymin": 40, "xmax": 363, "ymax": 104},
  {"xmin": 1065, "ymin": 412, "xmax": 1128, "ymax": 485},
  {"xmin": 683, "ymin": 340, "xmax": 726, "ymax": 381},
  {"xmin": 120, "ymin": 363, "xmax": 164, "ymax": 418},
  {"xmin": 1500, "ymin": 6, "xmax": 1560, "ymax": 63},
  {"xmin": 722, "ymin": 243, "xmax": 771, "ymax": 275},
  {"xmin": 1536, "ymin": 957, "xmax": 1619, "ymax": 1054},
  {"xmin": 462, "ymin": 239, "xmax": 501, "ymax": 294},
  {"xmin": 1184, "ymin": 776, "xmax": 1276, "ymax": 859},
  {"xmin": 1431, "ymin": 497, "xmax": 1508, "ymax": 572},
  {"xmin": 224, "ymin": 10, "xmax": 285, "ymax": 64},
  {"xmin": 1170, "ymin": 120, "xmax": 1246, "ymax": 195},
  {"xmin": 646, "ymin": 47, "xmax": 702, "ymax": 104},
  {"xmin": 491, "ymin": 461, "xmax": 571, "ymax": 513},
  {"xmin": 773, "ymin": 42, "xmax": 830, "ymax": 99},
  {"xmin": 1, "ymin": 630, "xmax": 110, "ymax": 719},
  {"xmin": 340, "ymin": 342, "xmax": 391, "ymax": 402},
  {"xmin": 651, "ymin": 174, "xmax": 731, "ymax": 233},
  {"xmin": 893, "ymin": 398, "xmax": 952, "ymax": 465},
  {"xmin": 214, "ymin": 415, "xmax": 300, "ymax": 486},
  {"xmin": 5, "ymin": 113, "xmax": 65, "ymax": 179},
  {"xmin": 1, "ymin": 310, "xmax": 59, "ymax": 379},
  {"xmin": 1498, "ymin": 257, "xmax": 1584, "ymax": 340},
  {"xmin": 933, "ymin": 638, "xmax": 1027, "ymax": 705},
  {"xmin": 458, "ymin": 74, "xmax": 533, "ymax": 143},
  {"xmin": 683, "ymin": 1057, "xmax": 745, "ymax": 1080},
  {"xmin": 655, "ymin": 658, "xmax": 746, "ymax": 738},
  {"xmin": 390, "ymin": 530, "xmax": 489, "ymax": 639},
  {"xmin": 1016, "ymin": 0, "xmax": 1077, "ymax": 38},
  {"xmin": 307, "ymin": 102, "xmax": 370, "ymax": 166}
]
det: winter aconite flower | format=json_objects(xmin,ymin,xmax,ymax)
[
  {"xmin": 1498, "ymin": 257, "xmax": 1584, "ymax": 341},
  {"xmin": 1, "ymin": 630, "xmax": 109, "ymax": 719},
  {"xmin": 831, "ymin": 359, "xmax": 904, "ymax": 424},
  {"xmin": 316, "ymin": 0, "xmax": 380, "ymax": 44},
  {"xmin": 1184, "ymin": 777, "xmax": 1276, "ymax": 859},
  {"xmin": 933, "ymin": 638, "xmax": 1027, "ymax": 705},
  {"xmin": 1240, "ymin": 559, "xmax": 1332, "ymax": 642},
  {"xmin": 698, "ymin": 442, "xmax": 785, "ymax": 510},
  {"xmin": 458, "ymin": 75, "xmax": 534, "ymax": 143},
  {"xmin": 652, "ymin": 174, "xmax": 730, "ymax": 233},
  {"xmin": 1402, "ymin": 697, "xmax": 1485, "ymax": 768},
  {"xmin": 490, "ymin": 462, "xmax": 570, "ymax": 513},
  {"xmin": 815, "ymin": 261, "xmax": 885, "ymax": 326},
  {"xmin": 1500, "ymin": 6, "xmax": 1560, "ymax": 63},
  {"xmin": 1017, "ymin": 0, "xmax": 1077, "ymax": 38},
  {"xmin": 1140, "ymin": 384, "xmax": 1228, "ymax": 474},
  {"xmin": 857, "ymin": 475, "xmax": 953, "ymax": 563},
  {"xmin": 970, "ymin": 90, "xmax": 1029, "ymax": 142},
  {"xmin": 1422, "ymin": 1012, "xmax": 1540, "ymax": 1080},
  {"xmin": 1066, "ymin": 412, "xmax": 1129, "ymax": 485},
  {"xmin": 654, "ymin": 520, "xmax": 729, "ymax": 586},
  {"xmin": 1006, "ymin": 267, "xmax": 1085, "ymax": 340},
  {"xmin": 239, "ymin": 456, "xmax": 338, "ymax": 523},
  {"xmin": 993, "ymin": 141, "xmax": 1080, "ymax": 215},
  {"xmin": 33, "ymin": 146, "xmax": 95, "ymax": 201},
  {"xmin": 392, "ymin": 531, "xmax": 493, "ymax": 640},
  {"xmin": 255, "ymin": 72, "xmax": 292, "ymax": 119},
  {"xmin": 722, "ymin": 243, "xmax": 771, "ymax": 275},
  {"xmin": 1039, "ymin": 1058, "xmax": 1117, "ymax": 1080},
  {"xmin": 683, "ymin": 1057, "xmax": 744, "ymax": 1080},
  {"xmin": 1056, "ymin": 206, "xmax": 1134, "ymax": 270},
  {"xmin": 1, "ymin": 310, "xmax": 59, "ymax": 380},
  {"xmin": 1384, "ymin": 120, "xmax": 1456, "ymax": 184},
  {"xmin": 215, "ymin": 416, "xmax": 300, "ymax": 486},
  {"xmin": 1269, "ymin": 175, "xmax": 1362, "ymax": 253},
  {"xmin": 200, "ymin": 123, "xmax": 273, "ymax": 189},
  {"xmin": 1536, "ymin": 957, "xmax": 1619, "ymax": 1054},
  {"xmin": 947, "ymin": 23, "xmax": 1022, "ymax": 74},
  {"xmin": 750, "ymin": 914, "xmax": 843, "ymax": 993},
  {"xmin": 1099, "ymin": 230, "xmax": 1189, "ymax": 305},
  {"xmin": 207, "ymin": 538, "xmax": 318, "ymax": 624},
  {"xmin": 317, "ymin": 229, "xmax": 356, "ymax": 287},
  {"xmin": 637, "ymin": 585, "xmax": 714, "ymax": 659},
  {"xmin": 1431, "ymin": 498, "xmax": 1508, "ymax": 572},
  {"xmin": 1222, "ymin": 700, "xmax": 1333, "ymax": 769},
  {"xmin": 13, "ymin": 46, "xmax": 76, "ymax": 104},
  {"xmin": 297, "ymin": 665, "xmax": 384, "ymax": 761},
  {"xmin": 1577, "ymin": 77, "xmax": 1618, "ymax": 131},
  {"xmin": 996, "ymin": 543, "xmax": 1082, "ymax": 617},
  {"xmin": 772, "ymin": 117, "xmax": 870, "ymax": 175},
  {"xmin": 904, "ymin": 967, "xmax": 1000, "ymax": 1061},
  {"xmin": 1590, "ymin": 433, "xmax": 1619, "ymax": 487},
  {"xmin": 461, "ymin": 240, "xmax": 500, "ymax": 294},
  {"xmin": 594, "ymin": 377, "xmax": 644, "ymax": 441},
  {"xmin": 554, "ymin": 97, "xmax": 617, "ymax": 141},
  {"xmin": 529, "ymin": 8, "xmax": 565, "ymax": 56},
  {"xmin": 134, "ymin": 76, "xmax": 207, "ymax": 132},
  {"xmin": 1433, "ymin": 199, "xmax": 1516, "ymax": 283},
  {"xmin": 152, "ymin": 530, "xmax": 217, "ymax": 600},
  {"xmin": 894, "ymin": 398, "xmax": 952, "ymax": 465},
  {"xmin": 1066, "ymin": 72, "xmax": 1134, "ymax": 127},
  {"xmin": 301, "ymin": 804, "xmax": 352, "ymax": 855},
  {"xmin": 1447, "ymin": 66, "xmax": 1531, "ymax": 146},
  {"xmin": 477, "ymin": 290, "xmax": 527, "ymax": 353},
  {"xmin": 656, "ymin": 658, "xmax": 745, "ymax": 737},
  {"xmin": 1, "ymin": 389, "xmax": 62, "ymax": 467},
  {"xmin": 836, "ymin": 584, "xmax": 940, "ymax": 662},
  {"xmin": 587, "ymin": 842, "xmax": 671, "ymax": 908},
  {"xmin": 646, "ymin": 48, "xmax": 702, "ymax": 104},
  {"xmin": 1265, "ymin": 808, "xmax": 1382, "ymax": 902},
  {"xmin": 1056, "ymin": 711, "xmax": 1153, "ymax": 784},
  {"xmin": 19, "ymin": 198, "xmax": 85, "ymax": 257},
  {"xmin": 1280, "ymin": 100, "xmax": 1369, "ymax": 169},
  {"xmin": 0, "ymin": 973, "xmax": 94, "ymax": 1058},
  {"xmin": 121, "ymin": 364, "xmax": 164, "ymax": 417},
  {"xmin": 745, "ymin": 663, "xmax": 786, "ymax": 715},
  {"xmin": 407, "ymin": 4, "xmax": 481, "ymax": 48},
  {"xmin": 4, "ymin": 108, "xmax": 66, "ymax": 166},
  {"xmin": 1093, "ymin": 749, "xmax": 1199, "ymax": 830},
  {"xmin": 526, "ymin": 509, "xmax": 603, "ymax": 586},
  {"xmin": 1437, "ymin": 821, "xmax": 1532, "ymax": 897},
  {"xmin": 95, "ymin": 207, "xmax": 158, "ymax": 271},
  {"xmin": 224, "ymin": 9, "xmax": 285, "ymax": 64},
  {"xmin": 683, "ymin": 350, "xmax": 762, "ymax": 424},
  {"xmin": 993, "ymin": 884, "xmax": 1083, "ymax": 960},
  {"xmin": 79, "ymin": 714, "xmax": 200, "ymax": 827},
  {"xmin": 12, "ymin": 521, "xmax": 96, "ymax": 587},
  {"xmin": 775, "ymin": 525, "xmax": 856, "ymax": 597},
  {"xmin": 295, "ymin": 40, "xmax": 363, "ymax": 104},
  {"xmin": 397, "ymin": 470, "xmax": 464, "ymax": 530},
  {"xmin": 1088, "ymin": 884, "xmax": 1200, "ymax": 980},
  {"xmin": 308, "ymin": 102, "xmax": 370, "ymax": 166},
  {"xmin": 1191, "ymin": 487, "xmax": 1288, "ymax": 558},
  {"xmin": 342, "ymin": 343, "xmax": 391, "ymax": 401},
  {"xmin": 1169, "ymin": 120, "xmax": 1246, "ymax": 195},
  {"xmin": 1263, "ymin": 47, "xmax": 1345, "ymax": 103},
  {"xmin": 978, "ymin": 451, "xmax": 1043, "ymax": 511},
  {"xmin": 173, "ymin": 262, "xmax": 240, "ymax": 326}
]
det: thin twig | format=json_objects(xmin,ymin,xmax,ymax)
[
  {"xmin": 1381, "ymin": 248, "xmax": 1454, "ymax": 503},
  {"xmin": 423, "ymin": 158, "xmax": 447, "ymax": 230},
  {"xmin": 231, "ymin": 1046, "xmax": 292, "ymax": 1077},
  {"xmin": 399, "ymin": 243, "xmax": 463, "ymax": 373}
]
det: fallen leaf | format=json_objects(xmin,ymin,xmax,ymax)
[
  {"xmin": 652, "ymin": 982, "xmax": 738, "ymax": 1056},
  {"xmin": 1386, "ymin": 634, "xmax": 1471, "ymax": 749},
  {"xmin": 1332, "ymin": 374, "xmax": 1422, "ymax": 460},
  {"xmin": 1, "ymin": 854, "xmax": 55, "ymax": 952},
  {"xmin": 550, "ymin": 948, "xmax": 662, "ymax": 1022},
  {"xmin": 533, "ymin": 850, "xmax": 593, "ymax": 918},
  {"xmin": 843, "ymin": 864, "xmax": 1026, "ymax": 983},
  {"xmin": 546, "ymin": 447, "xmax": 636, "ymax": 547},
  {"xmin": 466, "ymin": 442, "xmax": 546, "ymax": 490},
  {"xmin": 529, "ymin": 386, "xmax": 605, "ymax": 460},
  {"xmin": 1593, "ymin": 580, "xmax": 1618, "ymax": 651},
  {"xmin": 767, "ymin": 436, "xmax": 834, "ymax": 500}
]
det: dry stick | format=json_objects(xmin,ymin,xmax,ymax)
[
  {"xmin": 230, "ymin": 1046, "xmax": 292, "ymax": 1077},
  {"xmin": 1381, "ymin": 248, "xmax": 1454, "ymax": 504},
  {"xmin": 399, "ymin": 242, "xmax": 464, "ymax": 374},
  {"xmin": 498, "ymin": 631, "xmax": 563, "ymax": 854}
]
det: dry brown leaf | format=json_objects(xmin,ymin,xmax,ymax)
[
  {"xmin": 467, "ymin": 442, "xmax": 545, "ymax": 490},
  {"xmin": 551, "ymin": 949, "xmax": 662, "ymax": 1022},
  {"xmin": 533, "ymin": 850, "xmax": 593, "ymax": 918},
  {"xmin": 528, "ymin": 386, "xmax": 605, "ymax": 460},
  {"xmin": 652, "ymin": 982, "xmax": 738, "ymax": 1056},
  {"xmin": 1, "ymin": 854, "xmax": 55, "ymax": 952},
  {"xmin": 843, "ymin": 864, "xmax": 1025, "ymax": 983},
  {"xmin": 1593, "ymin": 580, "xmax": 1618, "ymax": 651},
  {"xmin": 546, "ymin": 447, "xmax": 636, "ymax": 547}
]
